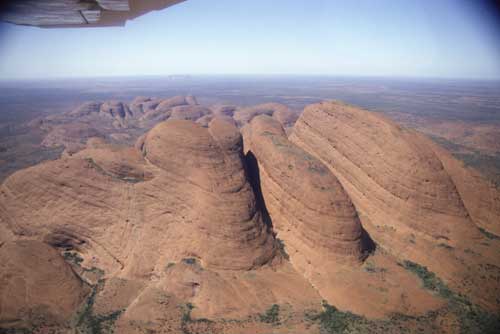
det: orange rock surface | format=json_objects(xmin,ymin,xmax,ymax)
[{"xmin": 1, "ymin": 99, "xmax": 499, "ymax": 333}]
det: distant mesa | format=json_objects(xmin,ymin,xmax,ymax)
[{"xmin": 0, "ymin": 0, "xmax": 186, "ymax": 28}]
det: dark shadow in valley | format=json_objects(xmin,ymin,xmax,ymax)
[
  {"xmin": 360, "ymin": 227, "xmax": 377, "ymax": 259},
  {"xmin": 244, "ymin": 150, "xmax": 274, "ymax": 232}
]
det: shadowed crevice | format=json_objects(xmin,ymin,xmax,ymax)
[
  {"xmin": 360, "ymin": 227, "xmax": 377, "ymax": 259},
  {"xmin": 244, "ymin": 150, "xmax": 274, "ymax": 232}
]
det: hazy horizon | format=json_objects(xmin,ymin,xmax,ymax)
[
  {"xmin": 2, "ymin": 73, "xmax": 500, "ymax": 83},
  {"xmin": 1, "ymin": 0, "xmax": 500, "ymax": 80}
]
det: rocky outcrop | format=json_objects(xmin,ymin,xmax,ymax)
[
  {"xmin": 32, "ymin": 97, "xmax": 297, "ymax": 159},
  {"xmin": 241, "ymin": 115, "xmax": 443, "ymax": 317},
  {"xmin": 156, "ymin": 95, "xmax": 195, "ymax": 112},
  {"xmin": 3, "ymin": 98, "xmax": 499, "ymax": 332},
  {"xmin": 426, "ymin": 138, "xmax": 500, "ymax": 236},
  {"xmin": 100, "ymin": 101, "xmax": 131, "ymax": 118},
  {"xmin": 169, "ymin": 105, "xmax": 211, "ymax": 122},
  {"xmin": 0, "ymin": 240, "xmax": 89, "ymax": 330},
  {"xmin": 272, "ymin": 106, "xmax": 299, "ymax": 128},
  {"xmin": 69, "ymin": 101, "xmax": 102, "ymax": 117},
  {"xmin": 41, "ymin": 123, "xmax": 104, "ymax": 154},
  {"xmin": 234, "ymin": 103, "xmax": 297, "ymax": 128},
  {"xmin": 31, "ymin": 95, "xmax": 206, "ymax": 154},
  {"xmin": 141, "ymin": 119, "xmax": 277, "ymax": 270},
  {"xmin": 292, "ymin": 101, "xmax": 480, "ymax": 242},
  {"xmin": 211, "ymin": 104, "xmax": 237, "ymax": 118},
  {"xmin": 290, "ymin": 101, "xmax": 500, "ymax": 310},
  {"xmin": 1, "ymin": 118, "xmax": 325, "ymax": 331},
  {"xmin": 243, "ymin": 115, "xmax": 367, "ymax": 263}
]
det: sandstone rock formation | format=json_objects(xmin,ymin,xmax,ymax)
[
  {"xmin": 242, "ymin": 115, "xmax": 443, "ymax": 318},
  {"xmin": 292, "ymin": 101, "xmax": 479, "ymax": 242},
  {"xmin": 426, "ymin": 138, "xmax": 500, "ymax": 236},
  {"xmin": 234, "ymin": 103, "xmax": 298, "ymax": 129},
  {"xmin": 141, "ymin": 119, "xmax": 276, "ymax": 270},
  {"xmin": 32, "ymin": 97, "xmax": 300, "ymax": 162},
  {"xmin": 169, "ymin": 105, "xmax": 211, "ymax": 122},
  {"xmin": 33, "ymin": 95, "xmax": 212, "ymax": 154},
  {"xmin": 0, "ymin": 118, "xmax": 322, "ymax": 332},
  {"xmin": 0, "ymin": 240, "xmax": 89, "ymax": 330},
  {"xmin": 69, "ymin": 101, "xmax": 102, "ymax": 117},
  {"xmin": 1, "ymin": 98, "xmax": 499, "ymax": 333},
  {"xmin": 290, "ymin": 101, "xmax": 500, "ymax": 311},
  {"xmin": 242, "ymin": 115, "xmax": 367, "ymax": 263}
]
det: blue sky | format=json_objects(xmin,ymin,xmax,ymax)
[{"xmin": 0, "ymin": 0, "xmax": 499, "ymax": 79}]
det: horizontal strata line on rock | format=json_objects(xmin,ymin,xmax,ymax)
[
  {"xmin": 294, "ymin": 120, "xmax": 453, "ymax": 205},
  {"xmin": 258, "ymin": 165, "xmax": 363, "ymax": 248},
  {"xmin": 296, "ymin": 117, "xmax": 473, "ymax": 219},
  {"xmin": 144, "ymin": 157, "xmax": 247, "ymax": 196},
  {"xmin": 257, "ymin": 159, "xmax": 358, "ymax": 221}
]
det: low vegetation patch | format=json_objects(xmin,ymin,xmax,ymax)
[
  {"xmin": 401, "ymin": 260, "xmax": 500, "ymax": 333},
  {"xmin": 276, "ymin": 238, "xmax": 289, "ymax": 260},
  {"xmin": 63, "ymin": 251, "xmax": 84, "ymax": 266},
  {"xmin": 180, "ymin": 303, "xmax": 214, "ymax": 334},
  {"xmin": 437, "ymin": 243, "xmax": 454, "ymax": 250},
  {"xmin": 400, "ymin": 260, "xmax": 453, "ymax": 299},
  {"xmin": 478, "ymin": 227, "xmax": 500, "ymax": 240},
  {"xmin": 75, "ymin": 280, "xmax": 124, "ymax": 334},
  {"xmin": 302, "ymin": 261, "xmax": 500, "ymax": 333},
  {"xmin": 308, "ymin": 301, "xmax": 362, "ymax": 333},
  {"xmin": 182, "ymin": 303, "xmax": 195, "ymax": 324},
  {"xmin": 0, "ymin": 328, "xmax": 32, "ymax": 334},
  {"xmin": 259, "ymin": 304, "xmax": 280, "ymax": 325},
  {"xmin": 364, "ymin": 261, "xmax": 387, "ymax": 274}
]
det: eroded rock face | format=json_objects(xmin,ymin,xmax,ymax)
[
  {"xmin": 2, "ymin": 118, "xmax": 317, "ymax": 332},
  {"xmin": 291, "ymin": 101, "xmax": 478, "ymax": 243},
  {"xmin": 427, "ymin": 138, "xmax": 500, "ymax": 236},
  {"xmin": 69, "ymin": 101, "xmax": 102, "ymax": 117},
  {"xmin": 0, "ymin": 240, "xmax": 89, "ymax": 329},
  {"xmin": 2, "ymin": 99, "xmax": 500, "ymax": 332},
  {"xmin": 142, "ymin": 119, "xmax": 277, "ymax": 270},
  {"xmin": 211, "ymin": 104, "xmax": 237, "ymax": 117},
  {"xmin": 155, "ymin": 96, "xmax": 194, "ymax": 113},
  {"xmin": 32, "ymin": 97, "xmax": 298, "ymax": 161},
  {"xmin": 234, "ymin": 103, "xmax": 297, "ymax": 128},
  {"xmin": 169, "ymin": 105, "xmax": 211, "ymax": 121},
  {"xmin": 243, "ymin": 115, "xmax": 367, "ymax": 263},
  {"xmin": 1, "ymin": 119, "xmax": 277, "ymax": 273},
  {"xmin": 100, "ymin": 101, "xmax": 131, "ymax": 118},
  {"xmin": 241, "ymin": 115, "xmax": 445, "ymax": 318},
  {"xmin": 33, "ymin": 95, "xmax": 212, "ymax": 155},
  {"xmin": 290, "ymin": 101, "xmax": 500, "ymax": 310}
]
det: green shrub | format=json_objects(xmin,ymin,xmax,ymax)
[
  {"xmin": 63, "ymin": 251, "xmax": 84, "ymax": 266},
  {"xmin": 259, "ymin": 304, "xmax": 280, "ymax": 325},
  {"xmin": 76, "ymin": 279, "xmax": 123, "ymax": 334},
  {"xmin": 437, "ymin": 243, "xmax": 454, "ymax": 250},
  {"xmin": 401, "ymin": 260, "xmax": 500, "ymax": 333},
  {"xmin": 401, "ymin": 260, "xmax": 453, "ymax": 299},
  {"xmin": 276, "ymin": 238, "xmax": 289, "ymax": 260},
  {"xmin": 479, "ymin": 227, "xmax": 500, "ymax": 240}
]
